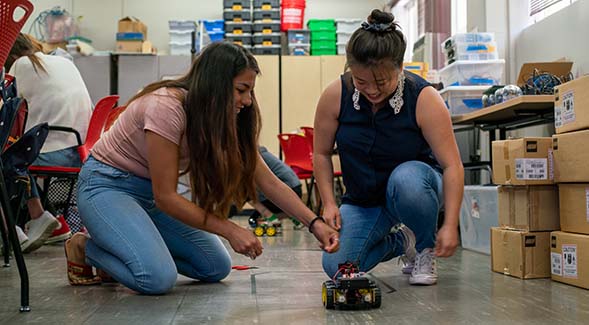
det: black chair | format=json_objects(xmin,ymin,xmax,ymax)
[{"xmin": 0, "ymin": 73, "xmax": 48, "ymax": 312}]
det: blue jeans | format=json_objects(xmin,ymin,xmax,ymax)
[
  {"xmin": 322, "ymin": 161, "xmax": 443, "ymax": 278},
  {"xmin": 77, "ymin": 157, "xmax": 232, "ymax": 294},
  {"xmin": 21, "ymin": 146, "xmax": 82, "ymax": 199}
]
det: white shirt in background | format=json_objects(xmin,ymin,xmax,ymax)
[{"xmin": 9, "ymin": 52, "xmax": 92, "ymax": 153}]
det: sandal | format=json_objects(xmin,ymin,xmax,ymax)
[
  {"xmin": 64, "ymin": 233, "xmax": 101, "ymax": 286},
  {"xmin": 97, "ymin": 269, "xmax": 118, "ymax": 284}
]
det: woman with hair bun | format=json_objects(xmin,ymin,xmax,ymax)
[{"xmin": 314, "ymin": 9, "xmax": 463, "ymax": 285}]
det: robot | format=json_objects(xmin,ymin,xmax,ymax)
[
  {"xmin": 322, "ymin": 262, "xmax": 381, "ymax": 310},
  {"xmin": 250, "ymin": 216, "xmax": 281, "ymax": 237}
]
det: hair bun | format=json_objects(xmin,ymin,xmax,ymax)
[{"xmin": 367, "ymin": 9, "xmax": 395, "ymax": 25}]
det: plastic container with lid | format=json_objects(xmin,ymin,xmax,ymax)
[
  {"xmin": 439, "ymin": 85, "xmax": 489, "ymax": 115},
  {"xmin": 439, "ymin": 60, "xmax": 505, "ymax": 87}
]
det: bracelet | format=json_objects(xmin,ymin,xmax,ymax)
[{"xmin": 308, "ymin": 216, "xmax": 325, "ymax": 234}]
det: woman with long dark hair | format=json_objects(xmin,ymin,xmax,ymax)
[
  {"xmin": 315, "ymin": 10, "xmax": 463, "ymax": 285},
  {"xmin": 66, "ymin": 42, "xmax": 340, "ymax": 293}
]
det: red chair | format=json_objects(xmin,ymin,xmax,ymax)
[
  {"xmin": 104, "ymin": 105, "xmax": 126, "ymax": 132},
  {"xmin": 277, "ymin": 133, "xmax": 316, "ymax": 209},
  {"xmin": 300, "ymin": 126, "xmax": 314, "ymax": 148},
  {"xmin": 28, "ymin": 95, "xmax": 119, "ymax": 233},
  {"xmin": 299, "ymin": 126, "xmax": 345, "ymax": 213}
]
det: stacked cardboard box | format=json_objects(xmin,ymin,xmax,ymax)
[
  {"xmin": 116, "ymin": 17, "xmax": 150, "ymax": 53},
  {"xmin": 490, "ymin": 137, "xmax": 559, "ymax": 279},
  {"xmin": 551, "ymin": 75, "xmax": 589, "ymax": 289}
]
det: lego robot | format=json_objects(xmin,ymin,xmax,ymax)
[
  {"xmin": 249, "ymin": 216, "xmax": 281, "ymax": 237},
  {"xmin": 322, "ymin": 262, "xmax": 381, "ymax": 310}
]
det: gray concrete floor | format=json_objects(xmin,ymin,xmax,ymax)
[{"xmin": 2, "ymin": 217, "xmax": 589, "ymax": 325}]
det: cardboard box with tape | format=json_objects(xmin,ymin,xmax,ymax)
[
  {"xmin": 552, "ymin": 129, "xmax": 589, "ymax": 183},
  {"xmin": 492, "ymin": 137, "xmax": 554, "ymax": 185},
  {"xmin": 550, "ymin": 231, "xmax": 589, "ymax": 289},
  {"xmin": 491, "ymin": 227, "xmax": 551, "ymax": 279},
  {"xmin": 559, "ymin": 184, "xmax": 589, "ymax": 235},
  {"xmin": 498, "ymin": 185, "xmax": 559, "ymax": 232},
  {"xmin": 555, "ymin": 75, "xmax": 589, "ymax": 134}
]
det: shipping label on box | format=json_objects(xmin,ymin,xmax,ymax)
[
  {"xmin": 552, "ymin": 130, "xmax": 589, "ymax": 183},
  {"xmin": 555, "ymin": 75, "xmax": 589, "ymax": 134},
  {"xmin": 492, "ymin": 137, "xmax": 554, "ymax": 185},
  {"xmin": 498, "ymin": 185, "xmax": 559, "ymax": 232},
  {"xmin": 550, "ymin": 231, "xmax": 589, "ymax": 289},
  {"xmin": 514, "ymin": 158, "xmax": 548, "ymax": 180},
  {"xmin": 562, "ymin": 244, "xmax": 578, "ymax": 278},
  {"xmin": 559, "ymin": 184, "xmax": 589, "ymax": 235},
  {"xmin": 551, "ymin": 252, "xmax": 562, "ymax": 276}
]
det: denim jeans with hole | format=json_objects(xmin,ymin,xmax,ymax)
[
  {"xmin": 77, "ymin": 156, "xmax": 232, "ymax": 294},
  {"xmin": 322, "ymin": 161, "xmax": 443, "ymax": 278}
]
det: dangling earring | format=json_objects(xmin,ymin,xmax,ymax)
[
  {"xmin": 353, "ymin": 88, "xmax": 361, "ymax": 111},
  {"xmin": 389, "ymin": 72, "xmax": 405, "ymax": 115}
]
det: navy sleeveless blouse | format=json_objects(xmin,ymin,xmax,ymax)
[{"xmin": 335, "ymin": 70, "xmax": 441, "ymax": 207}]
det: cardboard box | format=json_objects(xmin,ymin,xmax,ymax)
[
  {"xmin": 516, "ymin": 61, "xmax": 573, "ymax": 86},
  {"xmin": 559, "ymin": 184, "xmax": 589, "ymax": 235},
  {"xmin": 555, "ymin": 75, "xmax": 589, "ymax": 134},
  {"xmin": 552, "ymin": 130, "xmax": 589, "ymax": 183},
  {"xmin": 498, "ymin": 185, "xmax": 559, "ymax": 232},
  {"xmin": 116, "ymin": 40, "xmax": 143, "ymax": 53},
  {"xmin": 491, "ymin": 228, "xmax": 551, "ymax": 279},
  {"xmin": 550, "ymin": 231, "xmax": 589, "ymax": 289},
  {"xmin": 118, "ymin": 16, "xmax": 147, "ymax": 39},
  {"xmin": 492, "ymin": 137, "xmax": 553, "ymax": 185}
]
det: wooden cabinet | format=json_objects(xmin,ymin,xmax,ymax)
[
  {"xmin": 254, "ymin": 55, "xmax": 280, "ymax": 155},
  {"xmin": 281, "ymin": 55, "xmax": 346, "ymax": 136}
]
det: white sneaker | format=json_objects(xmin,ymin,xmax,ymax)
[
  {"xmin": 22, "ymin": 211, "xmax": 59, "ymax": 253},
  {"xmin": 392, "ymin": 223, "xmax": 417, "ymax": 274},
  {"xmin": 400, "ymin": 260, "xmax": 414, "ymax": 275},
  {"xmin": 15, "ymin": 226, "xmax": 29, "ymax": 245},
  {"xmin": 409, "ymin": 248, "xmax": 438, "ymax": 285}
]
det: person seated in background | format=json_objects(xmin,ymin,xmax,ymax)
[
  {"xmin": 4, "ymin": 33, "xmax": 93, "ymax": 253},
  {"xmin": 246, "ymin": 146, "xmax": 304, "ymax": 230}
]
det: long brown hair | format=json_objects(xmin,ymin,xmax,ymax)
[
  {"xmin": 4, "ymin": 33, "xmax": 46, "ymax": 74},
  {"xmin": 128, "ymin": 42, "xmax": 261, "ymax": 218}
]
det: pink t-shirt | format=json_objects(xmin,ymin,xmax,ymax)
[{"xmin": 92, "ymin": 87, "xmax": 189, "ymax": 179}]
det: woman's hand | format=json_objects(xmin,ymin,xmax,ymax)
[
  {"xmin": 435, "ymin": 224, "xmax": 459, "ymax": 257},
  {"xmin": 310, "ymin": 220, "xmax": 340, "ymax": 253},
  {"xmin": 226, "ymin": 224, "xmax": 263, "ymax": 259},
  {"xmin": 322, "ymin": 204, "xmax": 342, "ymax": 231}
]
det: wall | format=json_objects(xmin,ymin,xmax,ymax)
[
  {"xmin": 23, "ymin": 0, "xmax": 387, "ymax": 54},
  {"xmin": 514, "ymin": 0, "xmax": 589, "ymax": 78}
]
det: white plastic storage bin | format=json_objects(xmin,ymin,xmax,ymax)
[
  {"xmin": 446, "ymin": 32, "xmax": 495, "ymax": 45},
  {"xmin": 168, "ymin": 20, "xmax": 196, "ymax": 32},
  {"xmin": 439, "ymin": 59, "xmax": 505, "ymax": 87},
  {"xmin": 459, "ymin": 185, "xmax": 500, "ymax": 255},
  {"xmin": 337, "ymin": 42, "xmax": 346, "ymax": 55},
  {"xmin": 336, "ymin": 31, "xmax": 352, "ymax": 44},
  {"xmin": 439, "ymin": 86, "xmax": 488, "ymax": 116},
  {"xmin": 169, "ymin": 30, "xmax": 194, "ymax": 44},
  {"xmin": 169, "ymin": 42, "xmax": 192, "ymax": 55},
  {"xmin": 335, "ymin": 18, "xmax": 362, "ymax": 33},
  {"xmin": 288, "ymin": 44, "xmax": 310, "ymax": 56}
]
